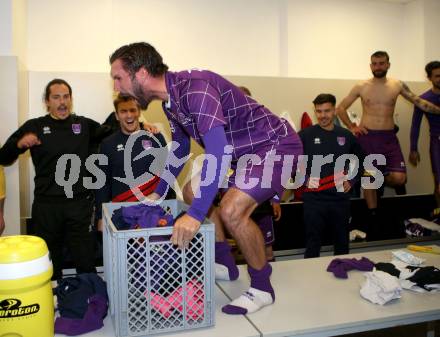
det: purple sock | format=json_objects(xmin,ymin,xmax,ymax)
[
  {"xmin": 249, "ymin": 263, "xmax": 275, "ymax": 301},
  {"xmin": 215, "ymin": 241, "xmax": 239, "ymax": 281},
  {"xmin": 221, "ymin": 263, "xmax": 275, "ymax": 315}
]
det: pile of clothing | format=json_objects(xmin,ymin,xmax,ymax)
[
  {"xmin": 146, "ymin": 279, "xmax": 205, "ymax": 321},
  {"xmin": 374, "ymin": 251, "xmax": 440, "ymax": 293},
  {"xmin": 111, "ymin": 204, "xmax": 175, "ymax": 230},
  {"xmin": 54, "ymin": 273, "xmax": 108, "ymax": 336},
  {"xmin": 404, "ymin": 208, "xmax": 440, "ymax": 237},
  {"xmin": 327, "ymin": 249, "xmax": 440, "ymax": 305}
]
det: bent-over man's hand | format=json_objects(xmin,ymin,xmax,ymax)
[
  {"xmin": 171, "ymin": 213, "xmax": 201, "ymax": 249},
  {"xmin": 17, "ymin": 133, "xmax": 41, "ymax": 149}
]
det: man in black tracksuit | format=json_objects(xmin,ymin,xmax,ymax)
[
  {"xmin": 95, "ymin": 95, "xmax": 169, "ymax": 230},
  {"xmin": 0, "ymin": 79, "xmax": 111, "ymax": 279},
  {"xmin": 299, "ymin": 93, "xmax": 364, "ymax": 258}
]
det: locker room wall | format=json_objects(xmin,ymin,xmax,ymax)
[{"xmin": 1, "ymin": 0, "xmax": 439, "ymax": 234}]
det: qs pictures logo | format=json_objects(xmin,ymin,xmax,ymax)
[{"xmin": 0, "ymin": 299, "xmax": 40, "ymax": 318}]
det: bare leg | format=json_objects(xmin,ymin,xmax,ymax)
[
  {"xmin": 363, "ymin": 188, "xmax": 377, "ymax": 209},
  {"xmin": 364, "ymin": 172, "xmax": 405, "ymax": 209},
  {"xmin": 220, "ymin": 188, "xmax": 274, "ymax": 314},
  {"xmin": 184, "ymin": 177, "xmax": 274, "ymax": 314},
  {"xmin": 182, "ymin": 175, "xmax": 238, "ymax": 280},
  {"xmin": 363, "ymin": 180, "xmax": 379, "ymax": 241},
  {"xmin": 385, "ymin": 172, "xmax": 406, "ymax": 187},
  {"xmin": 265, "ymin": 245, "xmax": 274, "ymax": 261},
  {"xmin": 182, "ymin": 174, "xmax": 226, "ymax": 242},
  {"xmin": 364, "ymin": 171, "xmax": 406, "ymax": 240},
  {"xmin": 219, "ymin": 188, "xmax": 265, "ymax": 270}
]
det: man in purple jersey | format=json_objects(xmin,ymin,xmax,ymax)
[
  {"xmin": 409, "ymin": 61, "xmax": 440, "ymax": 206},
  {"xmin": 110, "ymin": 42, "xmax": 302, "ymax": 315}
]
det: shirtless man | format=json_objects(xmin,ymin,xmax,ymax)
[{"xmin": 337, "ymin": 51, "xmax": 440, "ymax": 237}]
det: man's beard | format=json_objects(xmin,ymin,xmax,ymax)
[
  {"xmin": 133, "ymin": 80, "xmax": 152, "ymax": 109},
  {"xmin": 373, "ymin": 70, "xmax": 388, "ymax": 78}
]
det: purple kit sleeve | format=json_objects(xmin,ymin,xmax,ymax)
[
  {"xmin": 155, "ymin": 121, "xmax": 190, "ymax": 197},
  {"xmin": 410, "ymin": 106, "xmax": 424, "ymax": 152},
  {"xmin": 187, "ymin": 126, "xmax": 228, "ymax": 222}
]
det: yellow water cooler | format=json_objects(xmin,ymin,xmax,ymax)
[{"xmin": 0, "ymin": 235, "xmax": 54, "ymax": 337}]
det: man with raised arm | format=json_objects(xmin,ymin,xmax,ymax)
[
  {"xmin": 336, "ymin": 51, "xmax": 440, "ymax": 238},
  {"xmin": 0, "ymin": 79, "xmax": 110, "ymax": 279}
]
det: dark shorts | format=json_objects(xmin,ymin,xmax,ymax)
[
  {"xmin": 255, "ymin": 214, "xmax": 275, "ymax": 245},
  {"xmin": 251, "ymin": 201, "xmax": 275, "ymax": 245},
  {"xmin": 430, "ymin": 134, "xmax": 440, "ymax": 183},
  {"xmin": 227, "ymin": 122, "xmax": 303, "ymax": 205},
  {"xmin": 357, "ymin": 129, "xmax": 406, "ymax": 174}
]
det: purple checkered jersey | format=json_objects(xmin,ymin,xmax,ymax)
[{"xmin": 163, "ymin": 70, "xmax": 296, "ymax": 159}]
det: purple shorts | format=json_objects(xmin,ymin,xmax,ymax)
[
  {"xmin": 430, "ymin": 134, "xmax": 440, "ymax": 183},
  {"xmin": 251, "ymin": 213, "xmax": 274, "ymax": 245},
  {"xmin": 227, "ymin": 123, "xmax": 303, "ymax": 204},
  {"xmin": 357, "ymin": 129, "xmax": 406, "ymax": 174}
]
